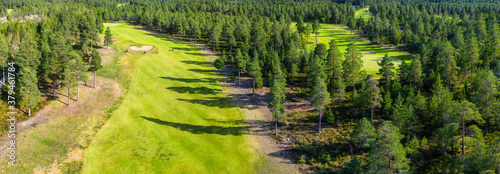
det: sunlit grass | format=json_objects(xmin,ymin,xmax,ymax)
[
  {"xmin": 291, "ymin": 22, "xmax": 410, "ymax": 74},
  {"xmin": 83, "ymin": 23, "xmax": 256, "ymax": 173}
]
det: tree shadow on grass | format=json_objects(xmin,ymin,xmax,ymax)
[
  {"xmin": 177, "ymin": 97, "xmax": 235, "ymax": 108},
  {"xmin": 166, "ymin": 87, "xmax": 222, "ymax": 95},
  {"xmin": 159, "ymin": 76, "xmax": 218, "ymax": 83},
  {"xmin": 176, "ymin": 93, "xmax": 267, "ymax": 110},
  {"xmin": 188, "ymin": 69, "xmax": 219, "ymax": 73},
  {"xmin": 140, "ymin": 116, "xmax": 250, "ymax": 136},
  {"xmin": 181, "ymin": 60, "xmax": 213, "ymax": 67}
]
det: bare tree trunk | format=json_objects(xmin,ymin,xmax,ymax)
[
  {"xmin": 68, "ymin": 86, "xmax": 70, "ymax": 106},
  {"xmin": 94, "ymin": 71, "xmax": 96, "ymax": 88},
  {"xmin": 252, "ymin": 76, "xmax": 255, "ymax": 96},
  {"xmin": 318, "ymin": 108, "xmax": 322, "ymax": 133},
  {"xmin": 275, "ymin": 113, "xmax": 278, "ymax": 135},
  {"xmin": 77, "ymin": 85, "xmax": 79, "ymax": 102},
  {"xmin": 371, "ymin": 104, "xmax": 374, "ymax": 124},
  {"xmin": 462, "ymin": 113, "xmax": 465, "ymax": 156},
  {"xmin": 238, "ymin": 69, "xmax": 241, "ymax": 85},
  {"xmin": 28, "ymin": 106, "xmax": 31, "ymax": 116},
  {"xmin": 53, "ymin": 76, "xmax": 56, "ymax": 98}
]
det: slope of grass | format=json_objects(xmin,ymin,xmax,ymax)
[
  {"xmin": 292, "ymin": 22, "xmax": 410, "ymax": 74},
  {"xmin": 355, "ymin": 6, "xmax": 371, "ymax": 20},
  {"xmin": 83, "ymin": 23, "xmax": 256, "ymax": 173}
]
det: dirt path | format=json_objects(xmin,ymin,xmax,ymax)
[{"xmin": 167, "ymin": 36, "xmax": 301, "ymax": 173}]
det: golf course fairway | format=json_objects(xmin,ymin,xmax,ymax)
[{"xmin": 83, "ymin": 23, "xmax": 256, "ymax": 173}]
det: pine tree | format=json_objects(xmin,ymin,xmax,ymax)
[
  {"xmin": 350, "ymin": 117, "xmax": 376, "ymax": 149},
  {"xmin": 334, "ymin": 75, "xmax": 346, "ymax": 104},
  {"xmin": 362, "ymin": 76, "xmax": 382, "ymax": 124},
  {"xmin": 235, "ymin": 49, "xmax": 247, "ymax": 85},
  {"xmin": 268, "ymin": 53, "xmax": 287, "ymax": 135},
  {"xmin": 437, "ymin": 42, "xmax": 458, "ymax": 91},
  {"xmin": 75, "ymin": 53, "xmax": 89, "ymax": 102},
  {"xmin": 16, "ymin": 34, "xmax": 41, "ymax": 71},
  {"xmin": 104, "ymin": 26, "xmax": 113, "ymax": 48},
  {"xmin": 210, "ymin": 24, "xmax": 222, "ymax": 51},
  {"xmin": 473, "ymin": 70, "xmax": 498, "ymax": 134},
  {"xmin": 410, "ymin": 55, "xmax": 423, "ymax": 90},
  {"xmin": 383, "ymin": 91, "xmax": 392, "ymax": 118},
  {"xmin": 449, "ymin": 101, "xmax": 482, "ymax": 155},
  {"xmin": 326, "ymin": 39, "xmax": 343, "ymax": 95},
  {"xmin": 366, "ymin": 121, "xmax": 409, "ymax": 174},
  {"xmin": 343, "ymin": 42, "xmax": 363, "ymax": 92},
  {"xmin": 18, "ymin": 67, "xmax": 41, "ymax": 116},
  {"xmin": 465, "ymin": 36, "xmax": 480, "ymax": 77},
  {"xmin": 247, "ymin": 50, "xmax": 262, "ymax": 96},
  {"xmin": 312, "ymin": 20, "xmax": 320, "ymax": 45},
  {"xmin": 311, "ymin": 76, "xmax": 330, "ymax": 133},
  {"xmin": 0, "ymin": 36, "xmax": 10, "ymax": 83},
  {"xmin": 90, "ymin": 49, "xmax": 102, "ymax": 88}
]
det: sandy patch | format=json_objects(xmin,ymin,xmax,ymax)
[{"xmin": 129, "ymin": 45, "xmax": 153, "ymax": 51}]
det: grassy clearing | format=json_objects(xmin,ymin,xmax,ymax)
[
  {"xmin": 83, "ymin": 23, "xmax": 256, "ymax": 173},
  {"xmin": 292, "ymin": 22, "xmax": 410, "ymax": 74},
  {"xmin": 355, "ymin": 6, "xmax": 371, "ymax": 20}
]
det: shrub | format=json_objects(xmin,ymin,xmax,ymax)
[
  {"xmin": 325, "ymin": 108, "xmax": 334, "ymax": 125},
  {"xmin": 299, "ymin": 155, "xmax": 306, "ymax": 164}
]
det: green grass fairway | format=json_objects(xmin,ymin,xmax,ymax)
[
  {"xmin": 83, "ymin": 23, "xmax": 256, "ymax": 173},
  {"xmin": 292, "ymin": 22, "xmax": 410, "ymax": 74}
]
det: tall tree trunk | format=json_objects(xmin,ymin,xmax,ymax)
[
  {"xmin": 275, "ymin": 113, "xmax": 278, "ymax": 135},
  {"xmin": 316, "ymin": 34, "xmax": 318, "ymax": 45},
  {"xmin": 252, "ymin": 76, "xmax": 255, "ymax": 96},
  {"xmin": 53, "ymin": 76, "xmax": 56, "ymax": 98},
  {"xmin": 462, "ymin": 113, "xmax": 465, "ymax": 156},
  {"xmin": 238, "ymin": 69, "xmax": 241, "ymax": 85},
  {"xmin": 471, "ymin": 59, "xmax": 474, "ymax": 77},
  {"xmin": 68, "ymin": 86, "xmax": 70, "ymax": 106},
  {"xmin": 94, "ymin": 70, "xmax": 97, "ymax": 88},
  {"xmin": 370, "ymin": 103, "xmax": 374, "ymax": 124},
  {"xmin": 28, "ymin": 106, "xmax": 31, "ymax": 116},
  {"xmin": 230, "ymin": 44, "xmax": 233, "ymax": 54},
  {"xmin": 449, "ymin": 72, "xmax": 452, "ymax": 92},
  {"xmin": 318, "ymin": 108, "xmax": 322, "ymax": 133},
  {"xmin": 77, "ymin": 85, "xmax": 79, "ymax": 102},
  {"xmin": 486, "ymin": 117, "xmax": 489, "ymax": 135}
]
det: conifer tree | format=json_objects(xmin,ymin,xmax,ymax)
[
  {"xmin": 311, "ymin": 75, "xmax": 330, "ymax": 133},
  {"xmin": 235, "ymin": 49, "xmax": 247, "ymax": 85},
  {"xmin": 0, "ymin": 36, "xmax": 10, "ymax": 83},
  {"xmin": 90, "ymin": 49, "xmax": 102, "ymax": 88},
  {"xmin": 247, "ymin": 50, "xmax": 262, "ymax": 96},
  {"xmin": 350, "ymin": 117, "xmax": 376, "ymax": 149},
  {"xmin": 312, "ymin": 20, "xmax": 320, "ymax": 45},
  {"xmin": 18, "ymin": 67, "xmax": 41, "ymax": 116},
  {"xmin": 268, "ymin": 53, "xmax": 286, "ymax": 135},
  {"xmin": 366, "ymin": 121, "xmax": 409, "ymax": 174},
  {"xmin": 104, "ymin": 26, "xmax": 113, "ymax": 48},
  {"xmin": 326, "ymin": 39, "xmax": 343, "ymax": 95},
  {"xmin": 449, "ymin": 101, "xmax": 482, "ymax": 155},
  {"xmin": 410, "ymin": 55, "xmax": 423, "ymax": 90},
  {"xmin": 362, "ymin": 76, "xmax": 382, "ymax": 124},
  {"xmin": 437, "ymin": 42, "xmax": 458, "ymax": 91},
  {"xmin": 343, "ymin": 43, "xmax": 363, "ymax": 92},
  {"xmin": 473, "ymin": 70, "xmax": 498, "ymax": 134}
]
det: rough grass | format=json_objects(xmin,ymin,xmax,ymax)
[
  {"xmin": 6, "ymin": 9, "xmax": 13, "ymax": 14},
  {"xmin": 292, "ymin": 22, "xmax": 410, "ymax": 74},
  {"xmin": 83, "ymin": 23, "xmax": 256, "ymax": 173}
]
